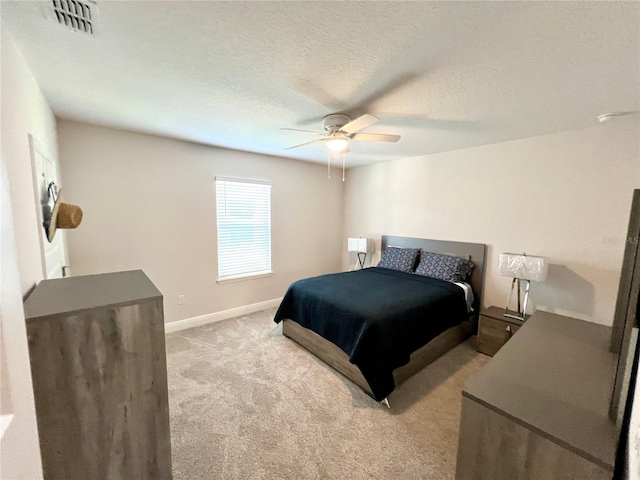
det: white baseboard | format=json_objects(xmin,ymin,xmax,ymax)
[{"xmin": 164, "ymin": 297, "xmax": 282, "ymax": 334}]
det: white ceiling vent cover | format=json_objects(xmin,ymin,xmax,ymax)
[{"xmin": 50, "ymin": 0, "xmax": 97, "ymax": 34}]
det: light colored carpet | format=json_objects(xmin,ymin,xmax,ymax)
[{"xmin": 166, "ymin": 308, "xmax": 489, "ymax": 479}]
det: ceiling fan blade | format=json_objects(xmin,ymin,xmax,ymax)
[
  {"xmin": 340, "ymin": 114, "xmax": 380, "ymax": 134},
  {"xmin": 351, "ymin": 133, "xmax": 401, "ymax": 143},
  {"xmin": 284, "ymin": 138, "xmax": 327, "ymax": 150},
  {"xmin": 280, "ymin": 128, "xmax": 326, "ymax": 135},
  {"xmin": 349, "ymin": 72, "xmax": 421, "ymax": 114}
]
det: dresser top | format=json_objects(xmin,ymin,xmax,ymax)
[
  {"xmin": 464, "ymin": 310, "xmax": 618, "ymax": 470},
  {"xmin": 24, "ymin": 270, "xmax": 162, "ymax": 321}
]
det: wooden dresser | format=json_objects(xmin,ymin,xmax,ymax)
[
  {"xmin": 23, "ymin": 270, "xmax": 172, "ymax": 480},
  {"xmin": 456, "ymin": 310, "xmax": 619, "ymax": 479}
]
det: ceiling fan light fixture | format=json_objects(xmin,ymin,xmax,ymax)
[{"xmin": 326, "ymin": 137, "xmax": 349, "ymax": 153}]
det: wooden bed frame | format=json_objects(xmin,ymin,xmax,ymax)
[{"xmin": 282, "ymin": 235, "xmax": 486, "ymax": 401}]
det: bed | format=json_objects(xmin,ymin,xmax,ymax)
[{"xmin": 274, "ymin": 235, "xmax": 486, "ymax": 403}]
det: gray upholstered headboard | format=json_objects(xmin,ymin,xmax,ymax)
[{"xmin": 381, "ymin": 235, "xmax": 486, "ymax": 320}]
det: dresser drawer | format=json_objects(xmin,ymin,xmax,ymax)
[{"xmin": 477, "ymin": 314, "xmax": 521, "ymax": 356}]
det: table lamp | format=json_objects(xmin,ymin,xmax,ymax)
[
  {"xmin": 499, "ymin": 253, "xmax": 548, "ymax": 321},
  {"xmin": 348, "ymin": 238, "xmax": 374, "ymax": 270}
]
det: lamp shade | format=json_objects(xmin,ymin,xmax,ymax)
[
  {"xmin": 498, "ymin": 253, "xmax": 548, "ymax": 282},
  {"xmin": 348, "ymin": 237, "xmax": 373, "ymax": 253}
]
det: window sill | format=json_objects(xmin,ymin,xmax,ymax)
[{"xmin": 217, "ymin": 271, "xmax": 273, "ymax": 285}]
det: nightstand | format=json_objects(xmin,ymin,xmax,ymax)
[{"xmin": 477, "ymin": 306, "xmax": 524, "ymax": 356}]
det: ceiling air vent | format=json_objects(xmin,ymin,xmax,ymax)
[{"xmin": 50, "ymin": 0, "xmax": 96, "ymax": 34}]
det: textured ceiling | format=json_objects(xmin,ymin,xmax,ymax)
[{"xmin": 2, "ymin": 1, "xmax": 639, "ymax": 167}]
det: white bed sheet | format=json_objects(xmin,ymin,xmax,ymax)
[{"xmin": 454, "ymin": 282, "xmax": 475, "ymax": 312}]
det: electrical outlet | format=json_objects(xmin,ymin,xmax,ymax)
[{"xmin": 177, "ymin": 295, "xmax": 185, "ymax": 305}]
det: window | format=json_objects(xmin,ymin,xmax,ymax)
[{"xmin": 215, "ymin": 177, "xmax": 272, "ymax": 281}]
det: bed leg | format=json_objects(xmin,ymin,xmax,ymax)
[{"xmin": 381, "ymin": 398, "xmax": 391, "ymax": 409}]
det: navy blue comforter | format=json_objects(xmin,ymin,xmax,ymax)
[{"xmin": 273, "ymin": 267, "xmax": 468, "ymax": 400}]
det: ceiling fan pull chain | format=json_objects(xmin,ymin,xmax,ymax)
[
  {"xmin": 342, "ymin": 152, "xmax": 345, "ymax": 182},
  {"xmin": 327, "ymin": 150, "xmax": 331, "ymax": 179}
]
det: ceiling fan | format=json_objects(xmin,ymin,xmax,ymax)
[{"xmin": 282, "ymin": 114, "xmax": 401, "ymax": 180}]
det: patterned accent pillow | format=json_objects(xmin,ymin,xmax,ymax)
[
  {"xmin": 377, "ymin": 247, "xmax": 420, "ymax": 273},
  {"xmin": 415, "ymin": 251, "xmax": 474, "ymax": 283}
]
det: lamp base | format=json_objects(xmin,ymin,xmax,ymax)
[
  {"xmin": 355, "ymin": 252, "xmax": 367, "ymax": 270},
  {"xmin": 503, "ymin": 310, "xmax": 529, "ymax": 322},
  {"xmin": 503, "ymin": 278, "xmax": 531, "ymax": 322}
]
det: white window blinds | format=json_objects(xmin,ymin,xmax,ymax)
[{"xmin": 215, "ymin": 178, "xmax": 272, "ymax": 280}]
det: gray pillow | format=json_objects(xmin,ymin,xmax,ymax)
[
  {"xmin": 415, "ymin": 251, "xmax": 474, "ymax": 283},
  {"xmin": 377, "ymin": 247, "xmax": 420, "ymax": 273}
]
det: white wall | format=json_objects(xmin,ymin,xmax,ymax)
[
  {"xmin": 343, "ymin": 120, "xmax": 640, "ymax": 325},
  {"xmin": 0, "ymin": 32, "xmax": 55, "ymax": 480},
  {"xmin": 1, "ymin": 33, "xmax": 59, "ymax": 296},
  {"xmin": 58, "ymin": 120, "xmax": 344, "ymax": 324}
]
